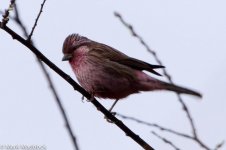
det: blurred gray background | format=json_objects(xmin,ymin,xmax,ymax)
[{"xmin": 0, "ymin": 0, "xmax": 225, "ymax": 149}]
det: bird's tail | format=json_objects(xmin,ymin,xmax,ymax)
[
  {"xmin": 159, "ymin": 81, "xmax": 202, "ymax": 98},
  {"xmin": 136, "ymin": 72, "xmax": 202, "ymax": 98}
]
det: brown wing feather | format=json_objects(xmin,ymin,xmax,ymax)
[
  {"xmin": 88, "ymin": 41, "xmax": 164, "ymax": 76},
  {"xmin": 117, "ymin": 58, "xmax": 164, "ymax": 76}
]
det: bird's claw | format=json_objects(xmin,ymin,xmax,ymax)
[
  {"xmin": 87, "ymin": 96, "xmax": 95, "ymax": 102},
  {"xmin": 81, "ymin": 96, "xmax": 85, "ymax": 103},
  {"xmin": 81, "ymin": 95, "xmax": 92, "ymax": 102},
  {"xmin": 104, "ymin": 112, "xmax": 116, "ymax": 123},
  {"xmin": 84, "ymin": 93, "xmax": 95, "ymax": 102}
]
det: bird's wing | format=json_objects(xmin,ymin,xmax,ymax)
[
  {"xmin": 116, "ymin": 58, "xmax": 164, "ymax": 76},
  {"xmin": 88, "ymin": 42, "xmax": 164, "ymax": 76}
]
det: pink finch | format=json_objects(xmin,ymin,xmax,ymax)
[{"xmin": 62, "ymin": 34, "xmax": 202, "ymax": 102}]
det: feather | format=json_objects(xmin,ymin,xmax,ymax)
[{"xmin": 88, "ymin": 41, "xmax": 164, "ymax": 76}]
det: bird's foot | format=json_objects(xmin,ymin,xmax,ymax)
[
  {"xmin": 81, "ymin": 95, "xmax": 85, "ymax": 102},
  {"xmin": 104, "ymin": 112, "xmax": 116, "ymax": 123},
  {"xmin": 85, "ymin": 93, "xmax": 95, "ymax": 102},
  {"xmin": 81, "ymin": 95, "xmax": 93, "ymax": 102}
]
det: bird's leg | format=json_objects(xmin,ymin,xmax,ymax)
[
  {"xmin": 86, "ymin": 92, "xmax": 95, "ymax": 102},
  {"xmin": 108, "ymin": 99, "xmax": 119, "ymax": 113},
  {"xmin": 105, "ymin": 99, "xmax": 119, "ymax": 123}
]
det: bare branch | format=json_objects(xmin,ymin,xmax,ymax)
[
  {"xmin": 27, "ymin": 0, "xmax": 47, "ymax": 41},
  {"xmin": 116, "ymin": 113, "xmax": 213, "ymax": 150},
  {"xmin": 0, "ymin": 23, "xmax": 155, "ymax": 150},
  {"xmin": 116, "ymin": 113, "xmax": 192, "ymax": 139},
  {"xmin": 151, "ymin": 131, "xmax": 180, "ymax": 150},
  {"xmin": 14, "ymin": 4, "xmax": 29, "ymax": 37},
  {"xmin": 1, "ymin": 0, "xmax": 15, "ymax": 27},
  {"xmin": 114, "ymin": 11, "xmax": 198, "ymax": 137},
  {"xmin": 114, "ymin": 9, "xmax": 199, "ymax": 134},
  {"xmin": 214, "ymin": 141, "xmax": 224, "ymax": 150},
  {"xmin": 6, "ymin": 2, "xmax": 80, "ymax": 150},
  {"xmin": 114, "ymin": 11, "xmax": 221, "ymax": 150}
]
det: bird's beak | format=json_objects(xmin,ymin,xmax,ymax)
[{"xmin": 62, "ymin": 54, "xmax": 73, "ymax": 61}]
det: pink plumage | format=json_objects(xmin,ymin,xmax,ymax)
[{"xmin": 62, "ymin": 34, "xmax": 202, "ymax": 100}]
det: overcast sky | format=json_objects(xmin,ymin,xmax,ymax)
[{"xmin": 0, "ymin": 0, "xmax": 226, "ymax": 150}]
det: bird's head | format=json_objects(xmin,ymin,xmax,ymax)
[{"xmin": 62, "ymin": 34, "xmax": 91, "ymax": 61}]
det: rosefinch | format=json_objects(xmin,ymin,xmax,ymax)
[{"xmin": 62, "ymin": 34, "xmax": 201, "ymax": 110}]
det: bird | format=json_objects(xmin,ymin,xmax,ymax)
[{"xmin": 62, "ymin": 34, "xmax": 202, "ymax": 111}]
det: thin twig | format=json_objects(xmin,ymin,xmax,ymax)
[
  {"xmin": 14, "ymin": 5, "xmax": 29, "ymax": 37},
  {"xmin": 116, "ymin": 113, "xmax": 192, "ymax": 139},
  {"xmin": 11, "ymin": 3, "xmax": 80, "ymax": 150},
  {"xmin": 114, "ymin": 11, "xmax": 214, "ymax": 150},
  {"xmin": 27, "ymin": 0, "xmax": 46, "ymax": 41},
  {"xmin": 151, "ymin": 131, "xmax": 180, "ymax": 150},
  {"xmin": 1, "ymin": 0, "xmax": 15, "ymax": 27},
  {"xmin": 214, "ymin": 141, "xmax": 224, "ymax": 150},
  {"xmin": 116, "ymin": 113, "xmax": 211, "ymax": 149},
  {"xmin": 114, "ymin": 10, "xmax": 198, "ymax": 135},
  {"xmin": 0, "ymin": 23, "xmax": 155, "ymax": 150}
]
